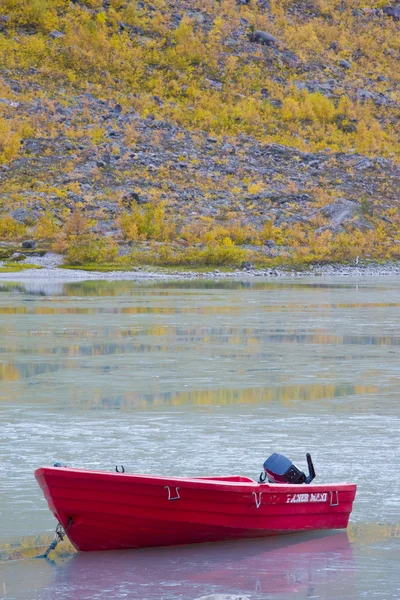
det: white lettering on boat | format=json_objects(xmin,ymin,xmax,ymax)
[
  {"xmin": 286, "ymin": 492, "xmax": 328, "ymax": 503},
  {"xmin": 286, "ymin": 493, "xmax": 309, "ymax": 503},
  {"xmin": 310, "ymin": 492, "xmax": 327, "ymax": 502}
]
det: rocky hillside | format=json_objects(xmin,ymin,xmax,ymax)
[{"xmin": 0, "ymin": 0, "xmax": 399, "ymax": 266}]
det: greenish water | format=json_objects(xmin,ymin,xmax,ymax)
[{"xmin": 0, "ymin": 277, "xmax": 399, "ymax": 599}]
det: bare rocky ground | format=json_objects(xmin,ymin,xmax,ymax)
[
  {"xmin": 2, "ymin": 93, "xmax": 399, "ymax": 241},
  {"xmin": 1, "ymin": 0, "xmax": 399, "ymax": 261}
]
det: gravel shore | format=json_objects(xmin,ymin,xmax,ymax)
[{"xmin": 1, "ymin": 253, "xmax": 400, "ymax": 282}]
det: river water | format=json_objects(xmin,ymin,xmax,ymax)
[{"xmin": 0, "ymin": 277, "xmax": 399, "ymax": 599}]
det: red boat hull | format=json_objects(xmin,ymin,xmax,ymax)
[{"xmin": 34, "ymin": 467, "xmax": 356, "ymax": 552}]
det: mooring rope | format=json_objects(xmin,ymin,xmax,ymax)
[{"xmin": 35, "ymin": 519, "xmax": 73, "ymax": 559}]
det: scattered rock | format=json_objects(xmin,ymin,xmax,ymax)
[
  {"xmin": 122, "ymin": 191, "xmax": 148, "ymax": 207},
  {"xmin": 360, "ymin": 8, "xmax": 379, "ymax": 17},
  {"xmin": 335, "ymin": 115, "xmax": 357, "ymax": 133},
  {"xmin": 339, "ymin": 59, "xmax": 352, "ymax": 69},
  {"xmin": 21, "ymin": 252, "xmax": 63, "ymax": 268},
  {"xmin": 356, "ymin": 88, "xmax": 390, "ymax": 106},
  {"xmin": 382, "ymin": 5, "xmax": 400, "ymax": 20},
  {"xmin": 264, "ymin": 193, "xmax": 313, "ymax": 205},
  {"xmin": 0, "ymin": 98, "xmax": 20, "ymax": 108},
  {"xmin": 0, "ymin": 64, "xmax": 398, "ymax": 262},
  {"xmin": 241, "ymin": 260, "xmax": 254, "ymax": 270},
  {"xmin": 49, "ymin": 30, "xmax": 65, "ymax": 39}
]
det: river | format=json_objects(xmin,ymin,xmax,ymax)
[{"xmin": 0, "ymin": 277, "xmax": 399, "ymax": 599}]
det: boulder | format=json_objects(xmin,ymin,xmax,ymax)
[
  {"xmin": 49, "ymin": 30, "xmax": 65, "ymax": 39},
  {"xmin": 249, "ymin": 30, "xmax": 281, "ymax": 46},
  {"xmin": 317, "ymin": 199, "xmax": 370, "ymax": 232},
  {"xmin": 22, "ymin": 240, "xmax": 36, "ymax": 249},
  {"xmin": 11, "ymin": 208, "xmax": 41, "ymax": 224},
  {"xmin": 184, "ymin": 10, "xmax": 206, "ymax": 24}
]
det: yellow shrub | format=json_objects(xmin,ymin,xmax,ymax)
[
  {"xmin": 65, "ymin": 235, "xmax": 118, "ymax": 265},
  {"xmin": 194, "ymin": 237, "xmax": 246, "ymax": 265},
  {"xmin": 0, "ymin": 124, "xmax": 20, "ymax": 163},
  {"xmin": 34, "ymin": 214, "xmax": 61, "ymax": 241},
  {"xmin": 63, "ymin": 210, "xmax": 91, "ymax": 236},
  {"xmin": 330, "ymin": 232, "xmax": 360, "ymax": 262},
  {"xmin": 301, "ymin": 92, "xmax": 336, "ymax": 124},
  {"xmin": 355, "ymin": 119, "xmax": 387, "ymax": 154},
  {"xmin": 281, "ymin": 98, "xmax": 300, "ymax": 122},
  {"xmin": 119, "ymin": 212, "xmax": 140, "ymax": 241},
  {"xmin": 0, "ymin": 216, "xmax": 27, "ymax": 240},
  {"xmin": 179, "ymin": 219, "xmax": 211, "ymax": 244},
  {"xmin": 119, "ymin": 203, "xmax": 175, "ymax": 242},
  {"xmin": 247, "ymin": 181, "xmax": 265, "ymax": 195},
  {"xmin": 261, "ymin": 221, "xmax": 283, "ymax": 243},
  {"xmin": 3, "ymin": 0, "xmax": 62, "ymax": 32},
  {"xmin": 203, "ymin": 225, "xmax": 229, "ymax": 243},
  {"xmin": 130, "ymin": 238, "xmax": 247, "ymax": 267},
  {"xmin": 226, "ymin": 223, "xmax": 258, "ymax": 245},
  {"xmin": 172, "ymin": 17, "xmax": 204, "ymax": 67}
]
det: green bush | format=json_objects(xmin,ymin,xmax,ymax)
[
  {"xmin": 130, "ymin": 238, "xmax": 247, "ymax": 267},
  {"xmin": 65, "ymin": 235, "xmax": 118, "ymax": 265}
]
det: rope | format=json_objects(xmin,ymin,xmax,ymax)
[{"xmin": 35, "ymin": 519, "xmax": 72, "ymax": 559}]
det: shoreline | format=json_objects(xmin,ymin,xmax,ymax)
[{"xmin": 2, "ymin": 259, "xmax": 400, "ymax": 282}]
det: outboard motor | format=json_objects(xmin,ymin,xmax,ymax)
[{"xmin": 259, "ymin": 453, "xmax": 315, "ymax": 484}]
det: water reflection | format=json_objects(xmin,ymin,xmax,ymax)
[
  {"xmin": 0, "ymin": 280, "xmax": 368, "ymax": 298},
  {"xmin": 0, "ymin": 278, "xmax": 397, "ymax": 298},
  {"xmin": 0, "ymin": 362, "xmax": 61, "ymax": 381},
  {"xmin": 2, "ymin": 532, "xmax": 355, "ymax": 600},
  {"xmin": 3, "ymin": 303, "xmax": 400, "ymax": 316},
  {"xmin": 1, "ymin": 276, "xmax": 400, "ymax": 598},
  {"xmin": 71, "ymin": 383, "xmax": 377, "ymax": 409}
]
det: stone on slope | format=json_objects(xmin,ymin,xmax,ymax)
[{"xmin": 249, "ymin": 30, "xmax": 281, "ymax": 46}]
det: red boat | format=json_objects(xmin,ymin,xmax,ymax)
[{"xmin": 34, "ymin": 453, "xmax": 356, "ymax": 552}]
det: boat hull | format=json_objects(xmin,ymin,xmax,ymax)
[{"xmin": 34, "ymin": 467, "xmax": 356, "ymax": 551}]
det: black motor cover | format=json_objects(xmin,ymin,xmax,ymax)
[{"xmin": 263, "ymin": 453, "xmax": 307, "ymax": 484}]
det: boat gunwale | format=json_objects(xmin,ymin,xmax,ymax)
[{"xmin": 35, "ymin": 466, "xmax": 356, "ymax": 493}]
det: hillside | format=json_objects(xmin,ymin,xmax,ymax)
[{"xmin": 0, "ymin": 0, "xmax": 400, "ymax": 268}]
